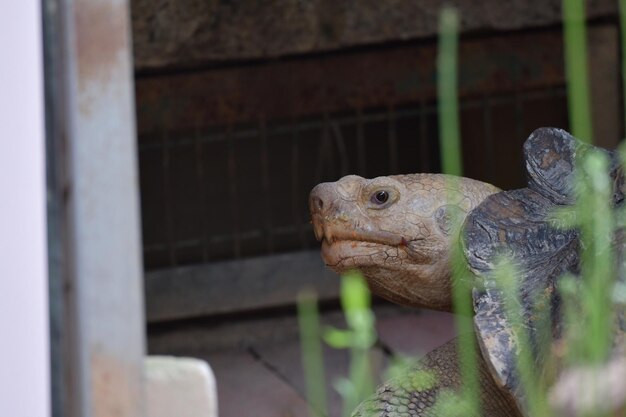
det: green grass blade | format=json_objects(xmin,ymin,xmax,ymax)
[
  {"xmin": 575, "ymin": 152, "xmax": 615, "ymax": 364},
  {"xmin": 437, "ymin": 8, "xmax": 480, "ymax": 415},
  {"xmin": 449, "ymin": 237, "xmax": 480, "ymax": 415},
  {"xmin": 562, "ymin": 0, "xmax": 593, "ymax": 143},
  {"xmin": 338, "ymin": 272, "xmax": 377, "ymax": 417},
  {"xmin": 298, "ymin": 290, "xmax": 329, "ymax": 417},
  {"xmin": 438, "ymin": 7, "xmax": 479, "ymax": 414},
  {"xmin": 438, "ymin": 7, "xmax": 463, "ymax": 176}
]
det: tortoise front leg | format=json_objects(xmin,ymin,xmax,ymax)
[{"xmin": 353, "ymin": 339, "xmax": 521, "ymax": 417}]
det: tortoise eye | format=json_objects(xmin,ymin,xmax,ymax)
[{"xmin": 371, "ymin": 190, "xmax": 389, "ymax": 205}]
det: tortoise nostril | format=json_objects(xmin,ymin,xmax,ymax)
[
  {"xmin": 311, "ymin": 196, "xmax": 324, "ymax": 212},
  {"xmin": 310, "ymin": 183, "xmax": 334, "ymax": 214}
]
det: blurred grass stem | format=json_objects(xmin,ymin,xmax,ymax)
[
  {"xmin": 438, "ymin": 7, "xmax": 480, "ymax": 414},
  {"xmin": 562, "ymin": 0, "xmax": 593, "ymax": 143},
  {"xmin": 298, "ymin": 290, "xmax": 329, "ymax": 417},
  {"xmin": 438, "ymin": 8, "xmax": 463, "ymax": 176}
]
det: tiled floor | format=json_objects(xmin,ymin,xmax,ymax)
[{"xmin": 148, "ymin": 304, "xmax": 458, "ymax": 417}]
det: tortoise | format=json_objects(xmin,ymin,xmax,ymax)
[{"xmin": 309, "ymin": 127, "xmax": 625, "ymax": 416}]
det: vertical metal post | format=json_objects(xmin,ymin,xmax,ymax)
[
  {"xmin": 43, "ymin": 0, "xmax": 146, "ymax": 416},
  {"xmin": 387, "ymin": 105, "xmax": 398, "ymax": 173},
  {"xmin": 290, "ymin": 120, "xmax": 308, "ymax": 249},
  {"xmin": 356, "ymin": 107, "xmax": 367, "ymax": 174},
  {"xmin": 259, "ymin": 117, "xmax": 274, "ymax": 253},
  {"xmin": 588, "ymin": 25, "xmax": 621, "ymax": 148},
  {"xmin": 482, "ymin": 95, "xmax": 495, "ymax": 180},
  {"xmin": 194, "ymin": 122, "xmax": 210, "ymax": 262},
  {"xmin": 418, "ymin": 100, "xmax": 431, "ymax": 172},
  {"xmin": 161, "ymin": 128, "xmax": 177, "ymax": 266},
  {"xmin": 226, "ymin": 124, "xmax": 242, "ymax": 258}
]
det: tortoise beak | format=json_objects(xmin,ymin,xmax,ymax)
[
  {"xmin": 311, "ymin": 215, "xmax": 324, "ymax": 242},
  {"xmin": 309, "ymin": 183, "xmax": 333, "ymax": 242}
]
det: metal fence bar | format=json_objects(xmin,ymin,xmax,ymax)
[
  {"xmin": 331, "ymin": 119, "xmax": 350, "ymax": 176},
  {"xmin": 514, "ymin": 89, "xmax": 525, "ymax": 145},
  {"xmin": 290, "ymin": 120, "xmax": 308, "ymax": 249},
  {"xmin": 259, "ymin": 117, "xmax": 274, "ymax": 253},
  {"xmin": 356, "ymin": 106, "xmax": 367, "ymax": 174},
  {"xmin": 138, "ymin": 88, "xmax": 566, "ymax": 151},
  {"xmin": 388, "ymin": 105, "xmax": 399, "ymax": 173},
  {"xmin": 48, "ymin": 0, "xmax": 146, "ymax": 416},
  {"xmin": 226, "ymin": 124, "xmax": 242, "ymax": 258},
  {"xmin": 194, "ymin": 122, "xmax": 210, "ymax": 262},
  {"xmin": 162, "ymin": 128, "xmax": 177, "ymax": 265},
  {"xmin": 314, "ymin": 112, "xmax": 333, "ymax": 184},
  {"xmin": 419, "ymin": 99, "xmax": 431, "ymax": 172},
  {"xmin": 482, "ymin": 95, "xmax": 495, "ymax": 179}
]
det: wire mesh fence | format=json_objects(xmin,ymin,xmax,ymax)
[{"xmin": 139, "ymin": 87, "xmax": 568, "ymax": 270}]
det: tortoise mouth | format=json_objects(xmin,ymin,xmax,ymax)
[
  {"xmin": 312, "ymin": 214, "xmax": 408, "ymax": 248},
  {"xmin": 320, "ymin": 239, "xmax": 453, "ymax": 310},
  {"xmin": 320, "ymin": 239, "xmax": 392, "ymax": 269},
  {"xmin": 312, "ymin": 214, "xmax": 433, "ymax": 271}
]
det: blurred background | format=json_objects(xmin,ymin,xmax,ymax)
[
  {"xmin": 136, "ymin": 0, "xmax": 621, "ymax": 318},
  {"xmin": 130, "ymin": 2, "xmax": 622, "ymax": 416}
]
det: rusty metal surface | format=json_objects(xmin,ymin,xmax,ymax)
[
  {"xmin": 136, "ymin": 29, "xmax": 566, "ymax": 136},
  {"xmin": 130, "ymin": 0, "xmax": 617, "ymax": 70},
  {"xmin": 50, "ymin": 0, "xmax": 146, "ymax": 416}
]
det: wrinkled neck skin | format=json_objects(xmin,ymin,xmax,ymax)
[{"xmin": 309, "ymin": 174, "xmax": 499, "ymax": 312}]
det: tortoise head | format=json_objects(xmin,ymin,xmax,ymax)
[{"xmin": 309, "ymin": 174, "xmax": 499, "ymax": 311}]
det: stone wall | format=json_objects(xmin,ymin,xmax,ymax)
[{"xmin": 131, "ymin": 0, "xmax": 617, "ymax": 70}]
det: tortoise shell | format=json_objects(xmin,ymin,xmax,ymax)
[{"xmin": 462, "ymin": 127, "xmax": 624, "ymax": 414}]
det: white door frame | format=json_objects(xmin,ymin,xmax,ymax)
[{"xmin": 0, "ymin": 3, "xmax": 50, "ymax": 417}]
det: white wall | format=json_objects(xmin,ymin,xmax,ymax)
[{"xmin": 0, "ymin": 2, "xmax": 50, "ymax": 417}]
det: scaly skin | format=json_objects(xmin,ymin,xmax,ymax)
[
  {"xmin": 353, "ymin": 340, "xmax": 520, "ymax": 417},
  {"xmin": 309, "ymin": 174, "xmax": 499, "ymax": 311},
  {"xmin": 309, "ymin": 174, "xmax": 518, "ymax": 417}
]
